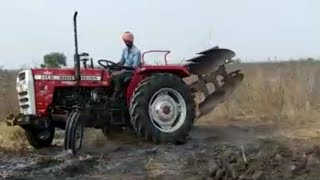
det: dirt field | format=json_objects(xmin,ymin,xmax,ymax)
[
  {"xmin": 1, "ymin": 60, "xmax": 320, "ymax": 179},
  {"xmin": 1, "ymin": 120, "xmax": 320, "ymax": 180}
]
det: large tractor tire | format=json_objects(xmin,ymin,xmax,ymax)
[
  {"xmin": 64, "ymin": 110, "xmax": 84, "ymax": 155},
  {"xmin": 129, "ymin": 73, "xmax": 196, "ymax": 144},
  {"xmin": 25, "ymin": 125, "xmax": 55, "ymax": 149}
]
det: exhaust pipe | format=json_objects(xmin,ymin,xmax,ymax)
[{"xmin": 73, "ymin": 11, "xmax": 80, "ymax": 83}]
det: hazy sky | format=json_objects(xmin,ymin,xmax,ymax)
[{"xmin": 0, "ymin": 0, "xmax": 319, "ymax": 69}]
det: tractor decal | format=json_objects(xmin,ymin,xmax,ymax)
[{"xmin": 34, "ymin": 75, "xmax": 101, "ymax": 81}]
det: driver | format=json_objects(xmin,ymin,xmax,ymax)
[{"xmin": 111, "ymin": 31, "xmax": 142, "ymax": 101}]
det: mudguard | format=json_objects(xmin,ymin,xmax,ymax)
[{"xmin": 125, "ymin": 65, "xmax": 190, "ymax": 105}]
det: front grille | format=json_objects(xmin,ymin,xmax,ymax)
[
  {"xmin": 20, "ymin": 104, "xmax": 30, "ymax": 109},
  {"xmin": 20, "ymin": 97, "xmax": 29, "ymax": 103},
  {"xmin": 18, "ymin": 72, "xmax": 25, "ymax": 81},
  {"xmin": 16, "ymin": 70, "xmax": 36, "ymax": 115},
  {"xmin": 18, "ymin": 92, "xmax": 28, "ymax": 96}
]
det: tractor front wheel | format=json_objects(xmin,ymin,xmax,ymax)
[
  {"xmin": 64, "ymin": 110, "xmax": 84, "ymax": 155},
  {"xmin": 25, "ymin": 125, "xmax": 55, "ymax": 149},
  {"xmin": 129, "ymin": 73, "xmax": 196, "ymax": 144}
]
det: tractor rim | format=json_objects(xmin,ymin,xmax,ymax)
[
  {"xmin": 37, "ymin": 128, "xmax": 51, "ymax": 140},
  {"xmin": 75, "ymin": 123, "xmax": 83, "ymax": 149},
  {"xmin": 148, "ymin": 88, "xmax": 187, "ymax": 133}
]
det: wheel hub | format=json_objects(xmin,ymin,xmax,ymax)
[
  {"xmin": 153, "ymin": 96, "xmax": 178, "ymax": 123},
  {"xmin": 162, "ymin": 105, "xmax": 171, "ymax": 115},
  {"xmin": 148, "ymin": 88, "xmax": 187, "ymax": 133},
  {"xmin": 75, "ymin": 124, "xmax": 83, "ymax": 149},
  {"xmin": 38, "ymin": 129, "xmax": 51, "ymax": 140}
]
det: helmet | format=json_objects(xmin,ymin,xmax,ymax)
[{"xmin": 122, "ymin": 31, "xmax": 134, "ymax": 42}]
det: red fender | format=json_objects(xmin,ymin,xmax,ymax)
[{"xmin": 126, "ymin": 65, "xmax": 190, "ymax": 105}]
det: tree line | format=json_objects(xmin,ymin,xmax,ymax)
[{"xmin": 40, "ymin": 52, "xmax": 67, "ymax": 68}]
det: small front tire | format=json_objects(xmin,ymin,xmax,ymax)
[
  {"xmin": 25, "ymin": 125, "xmax": 55, "ymax": 149},
  {"xmin": 64, "ymin": 110, "xmax": 84, "ymax": 155}
]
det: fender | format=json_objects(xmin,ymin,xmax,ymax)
[{"xmin": 126, "ymin": 65, "xmax": 191, "ymax": 105}]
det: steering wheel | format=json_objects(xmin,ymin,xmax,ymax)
[
  {"xmin": 97, "ymin": 59, "xmax": 120, "ymax": 72},
  {"xmin": 97, "ymin": 59, "xmax": 136, "ymax": 73}
]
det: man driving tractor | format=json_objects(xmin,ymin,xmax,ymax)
[{"xmin": 111, "ymin": 31, "xmax": 142, "ymax": 101}]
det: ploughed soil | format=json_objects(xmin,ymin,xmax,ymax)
[{"xmin": 1, "ymin": 120, "xmax": 320, "ymax": 180}]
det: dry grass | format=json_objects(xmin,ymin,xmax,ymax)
[
  {"xmin": 204, "ymin": 60, "xmax": 320, "ymax": 126},
  {"xmin": 1, "ymin": 59, "xmax": 320, "ymax": 151},
  {"xmin": 0, "ymin": 68, "xmax": 28, "ymax": 151},
  {"xmin": 0, "ymin": 122, "xmax": 28, "ymax": 151},
  {"xmin": 0, "ymin": 68, "xmax": 19, "ymax": 120}
]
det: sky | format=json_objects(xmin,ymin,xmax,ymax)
[{"xmin": 0, "ymin": 0, "xmax": 319, "ymax": 69}]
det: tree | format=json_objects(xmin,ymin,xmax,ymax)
[{"xmin": 41, "ymin": 52, "xmax": 67, "ymax": 68}]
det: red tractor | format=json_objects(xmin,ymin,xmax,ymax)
[{"xmin": 6, "ymin": 12, "xmax": 244, "ymax": 154}]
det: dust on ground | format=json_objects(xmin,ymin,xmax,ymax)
[{"xmin": 1, "ymin": 120, "xmax": 320, "ymax": 180}]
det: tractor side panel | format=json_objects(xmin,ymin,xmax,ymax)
[
  {"xmin": 125, "ymin": 65, "xmax": 191, "ymax": 104},
  {"xmin": 32, "ymin": 69, "xmax": 110, "ymax": 116}
]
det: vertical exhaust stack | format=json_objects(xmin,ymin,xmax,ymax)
[{"xmin": 73, "ymin": 11, "xmax": 81, "ymax": 83}]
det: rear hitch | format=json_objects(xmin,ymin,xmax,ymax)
[
  {"xmin": 184, "ymin": 46, "xmax": 244, "ymax": 117},
  {"xmin": 198, "ymin": 68, "xmax": 244, "ymax": 117}
]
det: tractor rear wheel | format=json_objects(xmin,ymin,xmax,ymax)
[
  {"xmin": 129, "ymin": 73, "xmax": 196, "ymax": 144},
  {"xmin": 25, "ymin": 125, "xmax": 55, "ymax": 149},
  {"xmin": 64, "ymin": 110, "xmax": 84, "ymax": 155}
]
